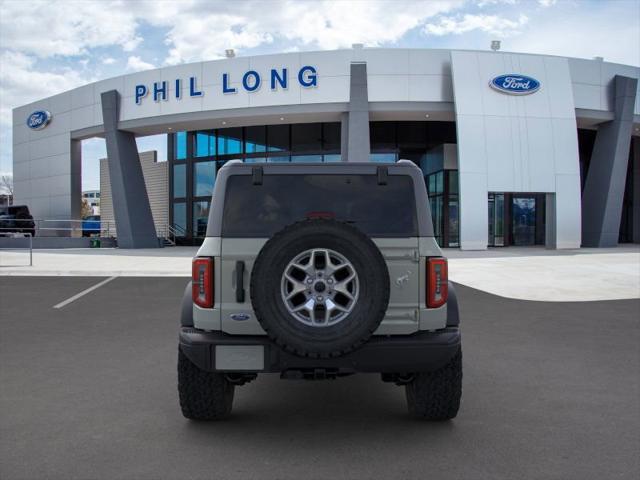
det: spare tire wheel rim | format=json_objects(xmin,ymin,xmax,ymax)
[{"xmin": 280, "ymin": 248, "xmax": 359, "ymax": 327}]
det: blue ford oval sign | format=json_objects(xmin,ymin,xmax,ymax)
[
  {"xmin": 490, "ymin": 74, "xmax": 540, "ymax": 95},
  {"xmin": 26, "ymin": 110, "xmax": 52, "ymax": 130}
]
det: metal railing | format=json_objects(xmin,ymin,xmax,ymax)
[
  {"xmin": 162, "ymin": 223, "xmax": 187, "ymax": 246},
  {"xmin": 0, "ymin": 232, "xmax": 33, "ymax": 266},
  {"xmin": 1, "ymin": 218, "xmax": 189, "ymax": 247},
  {"xmin": 0, "ymin": 218, "xmax": 117, "ymax": 237}
]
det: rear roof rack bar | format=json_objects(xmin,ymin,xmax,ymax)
[{"xmin": 252, "ymin": 166, "xmax": 263, "ymax": 185}]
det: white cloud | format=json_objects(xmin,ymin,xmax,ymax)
[
  {"xmin": 102, "ymin": 57, "xmax": 116, "ymax": 65},
  {"xmin": 125, "ymin": 0, "xmax": 464, "ymax": 65},
  {"xmin": 126, "ymin": 56, "xmax": 155, "ymax": 72},
  {"xmin": 424, "ymin": 13, "xmax": 529, "ymax": 37},
  {"xmin": 0, "ymin": 0, "xmax": 142, "ymax": 58},
  {"xmin": 0, "ymin": 51, "xmax": 89, "ymax": 125},
  {"xmin": 0, "ymin": 50, "xmax": 94, "ymax": 172},
  {"xmin": 538, "ymin": 0, "xmax": 557, "ymax": 7},
  {"xmin": 507, "ymin": 5, "xmax": 640, "ymax": 66}
]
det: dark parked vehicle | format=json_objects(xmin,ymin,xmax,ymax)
[
  {"xmin": 82, "ymin": 215, "xmax": 101, "ymax": 237},
  {"xmin": 0, "ymin": 205, "xmax": 35, "ymax": 237}
]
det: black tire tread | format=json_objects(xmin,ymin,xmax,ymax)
[
  {"xmin": 178, "ymin": 348, "xmax": 234, "ymax": 420},
  {"xmin": 405, "ymin": 348, "xmax": 462, "ymax": 420}
]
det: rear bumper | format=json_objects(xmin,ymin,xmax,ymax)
[{"xmin": 179, "ymin": 327, "xmax": 461, "ymax": 374}]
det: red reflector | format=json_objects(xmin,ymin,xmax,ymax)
[
  {"xmin": 192, "ymin": 257, "xmax": 214, "ymax": 308},
  {"xmin": 306, "ymin": 211, "xmax": 335, "ymax": 219},
  {"xmin": 427, "ymin": 257, "xmax": 448, "ymax": 308}
]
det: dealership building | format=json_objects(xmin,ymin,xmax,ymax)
[{"xmin": 11, "ymin": 47, "xmax": 640, "ymax": 249}]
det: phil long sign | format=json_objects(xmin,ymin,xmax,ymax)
[
  {"xmin": 135, "ymin": 65, "xmax": 318, "ymax": 105},
  {"xmin": 490, "ymin": 74, "xmax": 541, "ymax": 95}
]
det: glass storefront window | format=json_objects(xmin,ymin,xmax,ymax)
[
  {"xmin": 397, "ymin": 121, "xmax": 426, "ymax": 149},
  {"xmin": 370, "ymin": 153, "xmax": 397, "ymax": 163},
  {"xmin": 193, "ymin": 201, "xmax": 210, "ymax": 237},
  {"xmin": 245, "ymin": 126, "xmax": 267, "ymax": 153},
  {"xmin": 267, "ymin": 156, "xmax": 290, "ymax": 163},
  {"xmin": 218, "ymin": 127, "xmax": 242, "ymax": 155},
  {"xmin": 173, "ymin": 164, "xmax": 186, "ymax": 198},
  {"xmin": 194, "ymin": 161, "xmax": 216, "ymax": 197},
  {"xmin": 267, "ymin": 124, "xmax": 289, "ymax": 152},
  {"xmin": 169, "ymin": 122, "xmax": 460, "ymax": 244},
  {"xmin": 194, "ymin": 131, "xmax": 215, "ymax": 157},
  {"xmin": 370, "ymin": 122, "xmax": 396, "ymax": 150},
  {"xmin": 291, "ymin": 154, "xmax": 322, "ymax": 163},
  {"xmin": 292, "ymin": 123, "xmax": 322, "ymax": 152},
  {"xmin": 175, "ymin": 131, "xmax": 187, "ymax": 160},
  {"xmin": 323, "ymin": 123, "xmax": 341, "ymax": 151},
  {"xmin": 449, "ymin": 170, "xmax": 459, "ymax": 195},
  {"xmin": 173, "ymin": 202, "xmax": 186, "ymax": 234}
]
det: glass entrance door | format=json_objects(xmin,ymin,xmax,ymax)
[
  {"xmin": 488, "ymin": 193, "xmax": 505, "ymax": 246},
  {"xmin": 511, "ymin": 197, "xmax": 536, "ymax": 246}
]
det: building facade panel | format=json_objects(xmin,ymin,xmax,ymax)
[{"xmin": 10, "ymin": 48, "xmax": 640, "ymax": 249}]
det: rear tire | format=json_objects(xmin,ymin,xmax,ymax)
[
  {"xmin": 178, "ymin": 348, "xmax": 234, "ymax": 420},
  {"xmin": 405, "ymin": 347, "xmax": 462, "ymax": 420}
]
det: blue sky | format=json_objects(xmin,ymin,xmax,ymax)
[{"xmin": 1, "ymin": 0, "xmax": 638, "ymax": 191}]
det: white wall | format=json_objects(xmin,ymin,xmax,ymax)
[{"xmin": 451, "ymin": 51, "xmax": 582, "ymax": 249}]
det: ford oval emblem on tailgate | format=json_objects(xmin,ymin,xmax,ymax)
[{"xmin": 230, "ymin": 313, "xmax": 251, "ymax": 321}]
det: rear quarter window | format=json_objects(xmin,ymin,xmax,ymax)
[{"xmin": 222, "ymin": 174, "xmax": 417, "ymax": 237}]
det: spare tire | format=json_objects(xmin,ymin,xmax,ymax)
[{"xmin": 250, "ymin": 219, "xmax": 389, "ymax": 358}]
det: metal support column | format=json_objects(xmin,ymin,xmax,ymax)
[
  {"xmin": 101, "ymin": 90, "xmax": 159, "ymax": 248},
  {"xmin": 581, "ymin": 75, "xmax": 638, "ymax": 247}
]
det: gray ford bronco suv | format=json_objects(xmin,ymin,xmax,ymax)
[{"xmin": 178, "ymin": 160, "xmax": 462, "ymax": 420}]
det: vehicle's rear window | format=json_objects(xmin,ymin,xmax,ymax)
[{"xmin": 222, "ymin": 174, "xmax": 417, "ymax": 237}]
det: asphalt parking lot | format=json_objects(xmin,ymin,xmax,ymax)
[{"xmin": 1, "ymin": 277, "xmax": 638, "ymax": 480}]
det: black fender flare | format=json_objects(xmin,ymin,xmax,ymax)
[
  {"xmin": 180, "ymin": 281, "xmax": 193, "ymax": 327},
  {"xmin": 446, "ymin": 281, "xmax": 460, "ymax": 327}
]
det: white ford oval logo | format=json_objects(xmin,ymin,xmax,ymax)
[{"xmin": 490, "ymin": 74, "xmax": 540, "ymax": 95}]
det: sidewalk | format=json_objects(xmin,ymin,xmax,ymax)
[
  {"xmin": 0, "ymin": 247, "xmax": 197, "ymax": 277},
  {"xmin": 1, "ymin": 245, "xmax": 639, "ymax": 302}
]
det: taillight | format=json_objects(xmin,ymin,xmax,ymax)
[
  {"xmin": 427, "ymin": 257, "xmax": 448, "ymax": 308},
  {"xmin": 192, "ymin": 257, "xmax": 214, "ymax": 308}
]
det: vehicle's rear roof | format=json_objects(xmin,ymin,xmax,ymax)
[{"xmin": 206, "ymin": 161, "xmax": 435, "ymax": 238}]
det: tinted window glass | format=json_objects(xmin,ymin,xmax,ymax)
[
  {"xmin": 291, "ymin": 123, "xmax": 322, "ymax": 152},
  {"xmin": 194, "ymin": 161, "xmax": 216, "ymax": 197},
  {"xmin": 291, "ymin": 154, "xmax": 322, "ymax": 163},
  {"xmin": 218, "ymin": 127, "xmax": 242, "ymax": 155},
  {"xmin": 193, "ymin": 201, "xmax": 210, "ymax": 237},
  {"xmin": 222, "ymin": 174, "xmax": 417, "ymax": 237},
  {"xmin": 267, "ymin": 125, "xmax": 289, "ymax": 152},
  {"xmin": 370, "ymin": 153, "xmax": 397, "ymax": 163},
  {"xmin": 194, "ymin": 131, "xmax": 215, "ymax": 157},
  {"xmin": 175, "ymin": 131, "xmax": 187, "ymax": 160},
  {"xmin": 370, "ymin": 122, "xmax": 396, "ymax": 150},
  {"xmin": 245, "ymin": 126, "xmax": 267, "ymax": 153},
  {"xmin": 323, "ymin": 123, "xmax": 341, "ymax": 151},
  {"xmin": 173, "ymin": 202, "xmax": 186, "ymax": 233},
  {"xmin": 173, "ymin": 164, "xmax": 186, "ymax": 198}
]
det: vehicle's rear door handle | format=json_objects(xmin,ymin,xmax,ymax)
[{"xmin": 235, "ymin": 261, "xmax": 245, "ymax": 302}]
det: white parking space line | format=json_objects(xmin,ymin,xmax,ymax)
[{"xmin": 53, "ymin": 276, "xmax": 118, "ymax": 309}]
